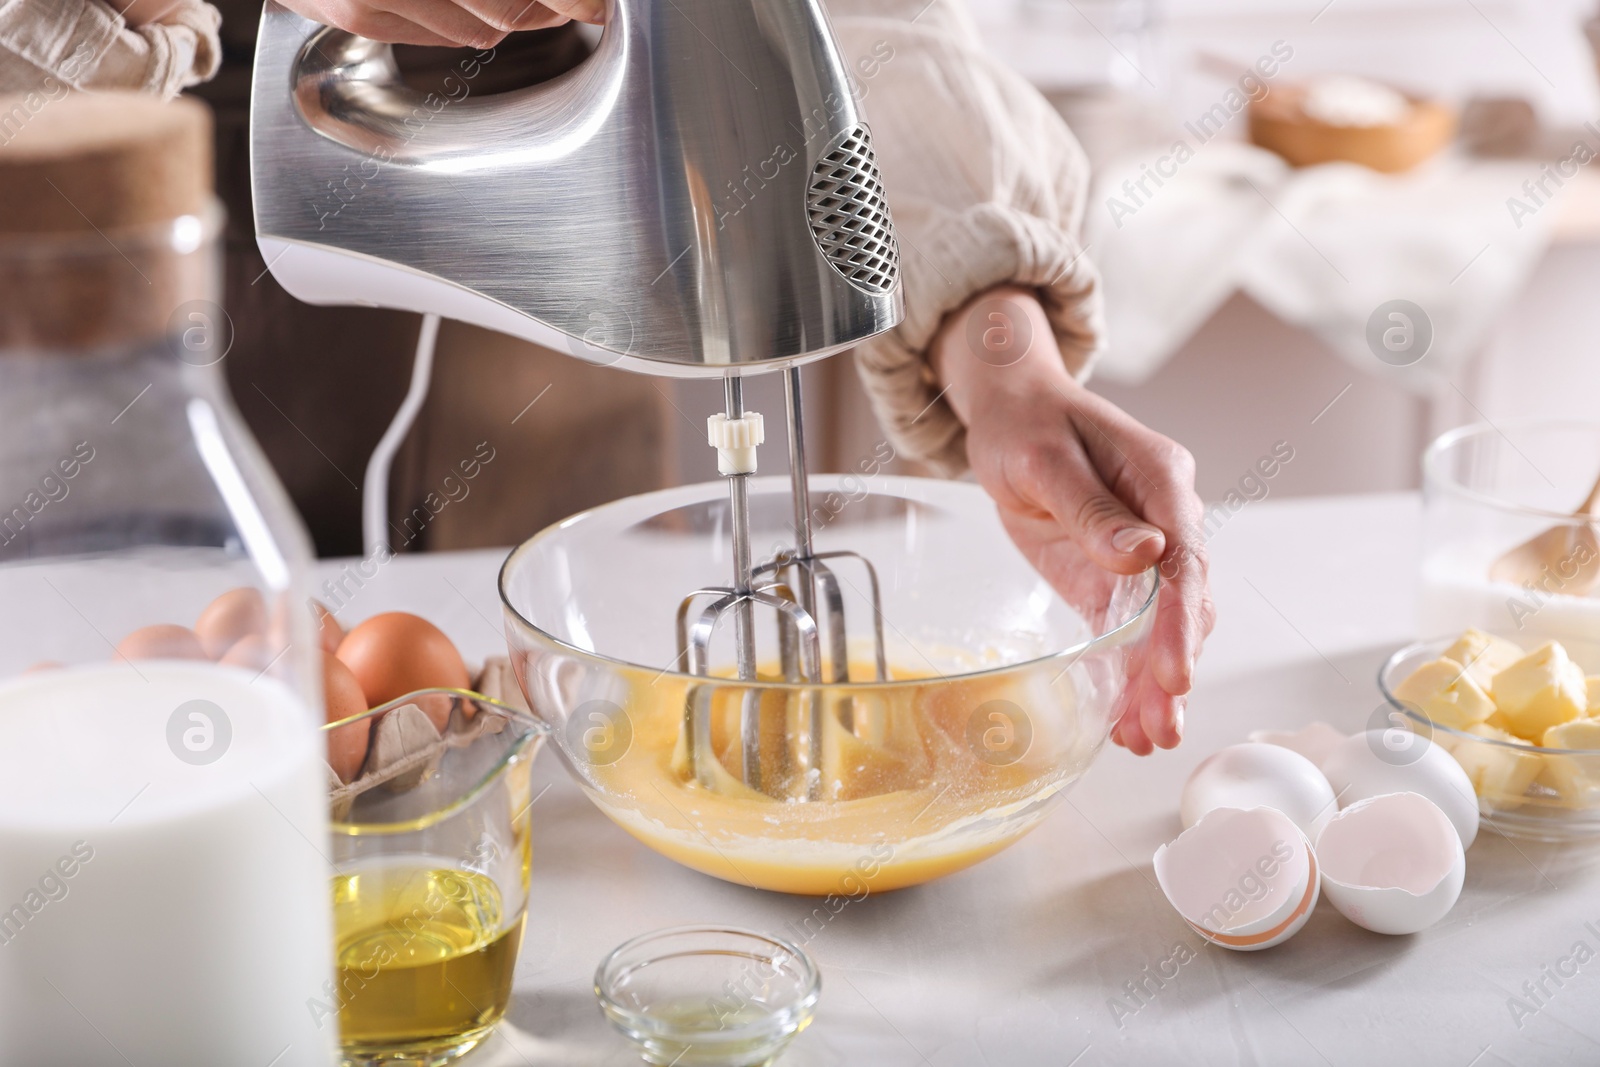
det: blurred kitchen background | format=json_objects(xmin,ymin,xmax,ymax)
[
  {"xmin": 973, "ymin": 0, "xmax": 1600, "ymax": 503},
  {"xmin": 219, "ymin": 0, "xmax": 1600, "ymax": 556}
]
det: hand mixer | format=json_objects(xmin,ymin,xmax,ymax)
[{"xmin": 250, "ymin": 0, "xmax": 905, "ymax": 798}]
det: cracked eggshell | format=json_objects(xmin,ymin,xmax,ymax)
[
  {"xmin": 1154, "ymin": 806, "xmax": 1319, "ymax": 951},
  {"xmin": 1314, "ymin": 792, "xmax": 1465, "ymax": 935},
  {"xmin": 1322, "ymin": 730, "xmax": 1479, "ymax": 849},
  {"xmin": 1180, "ymin": 742, "xmax": 1338, "ymax": 839},
  {"xmin": 1247, "ymin": 721, "xmax": 1349, "ymax": 769}
]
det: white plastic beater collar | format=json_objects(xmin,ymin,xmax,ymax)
[{"xmin": 707, "ymin": 411, "xmax": 764, "ymax": 475}]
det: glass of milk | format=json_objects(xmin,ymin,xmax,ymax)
[
  {"xmin": 0, "ymin": 209, "xmax": 336, "ymax": 1060},
  {"xmin": 1420, "ymin": 421, "xmax": 1600, "ymax": 643}
]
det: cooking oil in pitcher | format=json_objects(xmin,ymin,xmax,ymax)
[{"xmin": 332, "ymin": 860, "xmax": 525, "ymax": 1056}]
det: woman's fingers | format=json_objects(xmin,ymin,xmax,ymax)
[
  {"xmin": 1142, "ymin": 681, "xmax": 1183, "ymax": 750},
  {"xmin": 277, "ymin": 1, "xmax": 462, "ymax": 44},
  {"xmin": 1066, "ymin": 392, "xmax": 1210, "ymax": 700},
  {"xmin": 1111, "ymin": 660, "xmax": 1181, "ymax": 754},
  {"xmin": 452, "ymin": 0, "xmax": 598, "ymax": 30},
  {"xmin": 366, "ymin": 0, "xmax": 510, "ymax": 46},
  {"xmin": 280, "ymin": 0, "xmax": 603, "ymax": 47},
  {"xmin": 1147, "ymin": 544, "xmax": 1208, "ymax": 697},
  {"xmin": 540, "ymin": 0, "xmax": 605, "ymax": 21},
  {"xmin": 989, "ymin": 391, "xmax": 1209, "ymax": 752},
  {"xmin": 1008, "ymin": 437, "xmax": 1167, "ymax": 579},
  {"xmin": 1115, "ymin": 702, "xmax": 1152, "ymax": 755}
]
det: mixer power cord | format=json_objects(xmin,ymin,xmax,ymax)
[{"xmin": 362, "ymin": 312, "xmax": 440, "ymax": 557}]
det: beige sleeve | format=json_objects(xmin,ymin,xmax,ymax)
[
  {"xmin": 825, "ymin": 0, "xmax": 1103, "ymax": 475},
  {"xmin": 0, "ymin": 0, "xmax": 221, "ymax": 99}
]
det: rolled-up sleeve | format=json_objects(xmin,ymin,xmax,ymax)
[
  {"xmin": 826, "ymin": 0, "xmax": 1103, "ymax": 475},
  {"xmin": 0, "ymin": 0, "xmax": 221, "ymax": 99}
]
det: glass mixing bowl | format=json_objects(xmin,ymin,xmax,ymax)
[{"xmin": 499, "ymin": 475, "xmax": 1157, "ymax": 894}]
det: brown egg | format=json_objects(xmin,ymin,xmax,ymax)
[
  {"xmin": 337, "ymin": 612, "xmax": 470, "ymax": 731},
  {"xmin": 116, "ymin": 624, "xmax": 207, "ymax": 662},
  {"xmin": 322, "ymin": 651, "xmax": 372, "ymax": 783},
  {"xmin": 312, "ymin": 600, "xmax": 345, "ymax": 655},
  {"xmin": 219, "ymin": 635, "xmax": 277, "ymax": 673},
  {"xmin": 195, "ymin": 587, "xmax": 268, "ymax": 659}
]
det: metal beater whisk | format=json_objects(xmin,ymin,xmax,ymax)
[{"xmin": 675, "ymin": 366, "xmax": 888, "ymax": 799}]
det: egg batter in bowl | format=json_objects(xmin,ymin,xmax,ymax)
[{"xmin": 500, "ymin": 476, "xmax": 1156, "ymax": 895}]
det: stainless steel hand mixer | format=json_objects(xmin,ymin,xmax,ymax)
[{"xmin": 250, "ymin": 0, "xmax": 904, "ymax": 798}]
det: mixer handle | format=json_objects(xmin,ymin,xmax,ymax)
[
  {"xmin": 251, "ymin": 0, "xmax": 902, "ymax": 372},
  {"xmin": 284, "ymin": 0, "xmax": 626, "ymax": 166}
]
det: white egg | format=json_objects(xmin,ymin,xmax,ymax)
[
  {"xmin": 1322, "ymin": 730, "xmax": 1479, "ymax": 849},
  {"xmin": 1180, "ymin": 742, "xmax": 1338, "ymax": 839},
  {"xmin": 1247, "ymin": 721, "xmax": 1348, "ymax": 769},
  {"xmin": 1314, "ymin": 792, "xmax": 1465, "ymax": 935},
  {"xmin": 1154, "ymin": 806, "xmax": 1318, "ymax": 951}
]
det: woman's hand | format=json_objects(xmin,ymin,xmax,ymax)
[
  {"xmin": 931, "ymin": 286, "xmax": 1215, "ymax": 755},
  {"xmin": 278, "ymin": 0, "xmax": 603, "ymax": 48}
]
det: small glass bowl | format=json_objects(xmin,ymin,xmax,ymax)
[
  {"xmin": 1380, "ymin": 636, "xmax": 1600, "ymax": 843},
  {"xmin": 595, "ymin": 926, "xmax": 820, "ymax": 1067}
]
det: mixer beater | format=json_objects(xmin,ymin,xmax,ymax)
[{"xmin": 676, "ymin": 366, "xmax": 889, "ymax": 799}]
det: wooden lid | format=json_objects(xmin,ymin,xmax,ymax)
[{"xmin": 0, "ymin": 91, "xmax": 211, "ymax": 235}]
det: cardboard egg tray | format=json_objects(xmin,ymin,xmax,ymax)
[{"xmin": 326, "ymin": 657, "xmax": 538, "ymax": 818}]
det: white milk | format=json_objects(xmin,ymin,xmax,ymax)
[
  {"xmin": 1420, "ymin": 541, "xmax": 1600, "ymax": 652},
  {"xmin": 0, "ymin": 661, "xmax": 336, "ymax": 1066}
]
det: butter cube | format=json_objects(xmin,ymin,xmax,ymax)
[
  {"xmin": 1442, "ymin": 628, "xmax": 1524, "ymax": 690},
  {"xmin": 1588, "ymin": 676, "xmax": 1600, "ymax": 714},
  {"xmin": 1542, "ymin": 718, "xmax": 1600, "ymax": 750},
  {"xmin": 1391, "ymin": 656, "xmax": 1496, "ymax": 730},
  {"xmin": 1452, "ymin": 722, "xmax": 1542, "ymax": 807},
  {"xmin": 1490, "ymin": 642, "xmax": 1587, "ymax": 741},
  {"xmin": 1537, "ymin": 720, "xmax": 1600, "ymax": 807}
]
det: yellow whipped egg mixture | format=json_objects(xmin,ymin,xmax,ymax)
[{"xmin": 580, "ymin": 662, "xmax": 1090, "ymax": 895}]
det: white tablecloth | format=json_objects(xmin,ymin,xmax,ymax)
[
  {"xmin": 1084, "ymin": 145, "xmax": 1558, "ymax": 388},
  {"xmin": 325, "ymin": 492, "xmax": 1599, "ymax": 1066}
]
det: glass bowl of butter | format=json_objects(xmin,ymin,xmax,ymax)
[
  {"xmin": 1381, "ymin": 628, "xmax": 1600, "ymax": 842},
  {"xmin": 499, "ymin": 475, "xmax": 1157, "ymax": 894}
]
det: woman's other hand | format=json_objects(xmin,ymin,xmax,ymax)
[{"xmin": 931, "ymin": 286, "xmax": 1215, "ymax": 755}]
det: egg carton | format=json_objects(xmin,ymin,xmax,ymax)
[{"xmin": 326, "ymin": 656, "xmax": 538, "ymax": 819}]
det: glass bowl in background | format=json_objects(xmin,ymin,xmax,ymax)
[
  {"xmin": 323, "ymin": 690, "xmax": 544, "ymax": 1066},
  {"xmin": 595, "ymin": 926, "xmax": 820, "ymax": 1067},
  {"xmin": 1381, "ymin": 638, "xmax": 1600, "ymax": 843},
  {"xmin": 499, "ymin": 475, "xmax": 1157, "ymax": 895},
  {"xmin": 1420, "ymin": 421, "xmax": 1600, "ymax": 643}
]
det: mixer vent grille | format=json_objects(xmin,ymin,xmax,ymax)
[{"xmin": 806, "ymin": 126, "xmax": 900, "ymax": 295}]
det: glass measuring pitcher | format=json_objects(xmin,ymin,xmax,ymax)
[{"xmin": 321, "ymin": 690, "xmax": 545, "ymax": 1067}]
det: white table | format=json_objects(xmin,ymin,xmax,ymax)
[{"xmin": 327, "ymin": 491, "xmax": 1600, "ymax": 1066}]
